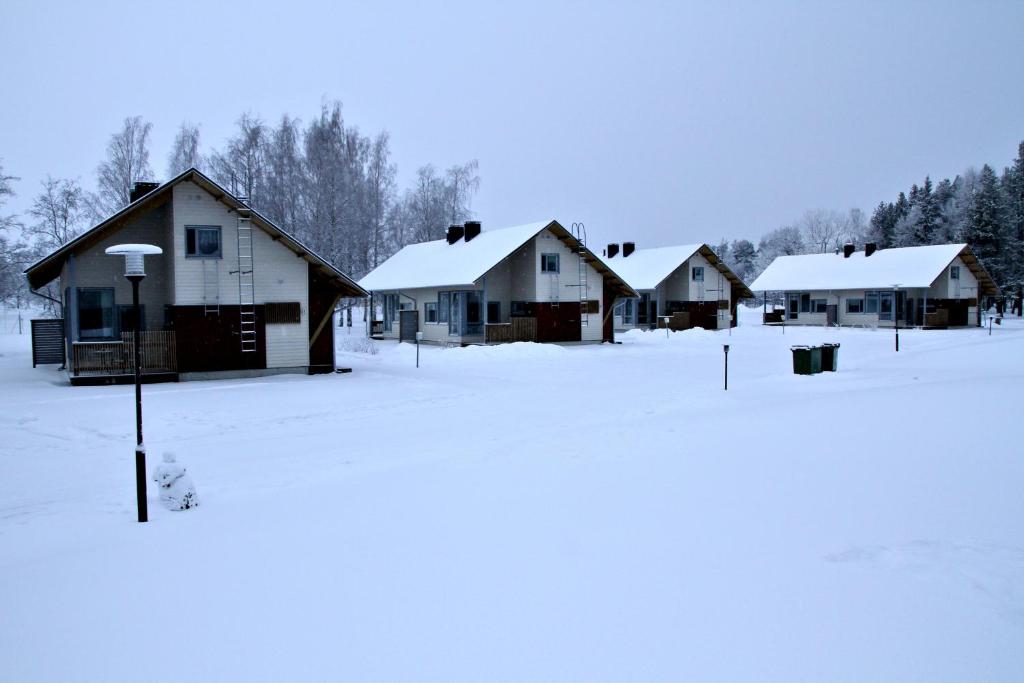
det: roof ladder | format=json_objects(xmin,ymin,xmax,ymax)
[
  {"xmin": 236, "ymin": 206, "xmax": 257, "ymax": 353},
  {"xmin": 571, "ymin": 222, "xmax": 589, "ymax": 327},
  {"xmin": 202, "ymin": 259, "xmax": 220, "ymax": 314}
]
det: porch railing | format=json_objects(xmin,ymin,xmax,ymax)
[{"xmin": 72, "ymin": 331, "xmax": 177, "ymax": 376}]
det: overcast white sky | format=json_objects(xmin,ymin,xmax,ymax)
[{"xmin": 2, "ymin": 0, "xmax": 1022, "ymax": 250}]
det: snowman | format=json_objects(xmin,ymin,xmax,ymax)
[{"xmin": 152, "ymin": 453, "xmax": 199, "ymax": 511}]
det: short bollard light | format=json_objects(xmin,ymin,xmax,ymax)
[
  {"xmin": 415, "ymin": 331, "xmax": 423, "ymax": 368},
  {"xmin": 105, "ymin": 243, "xmax": 163, "ymax": 523},
  {"xmin": 723, "ymin": 344, "xmax": 730, "ymax": 391}
]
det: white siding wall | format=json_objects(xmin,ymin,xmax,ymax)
[
  {"xmin": 172, "ymin": 182, "xmax": 309, "ymax": 368},
  {"xmin": 532, "ymin": 229, "xmax": 605, "ymax": 340}
]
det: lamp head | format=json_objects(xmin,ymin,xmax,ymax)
[{"xmin": 105, "ymin": 244, "xmax": 162, "ymax": 277}]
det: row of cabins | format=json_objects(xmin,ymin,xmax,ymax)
[{"xmin": 23, "ymin": 168, "xmax": 999, "ymax": 384}]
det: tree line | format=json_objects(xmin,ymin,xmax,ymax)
[
  {"xmin": 0, "ymin": 101, "xmax": 480, "ymax": 307},
  {"xmin": 713, "ymin": 140, "xmax": 1024, "ymax": 305}
]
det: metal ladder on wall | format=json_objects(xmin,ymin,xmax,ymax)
[
  {"xmin": 571, "ymin": 222, "xmax": 589, "ymax": 326},
  {"xmin": 202, "ymin": 260, "xmax": 220, "ymax": 314},
  {"xmin": 235, "ymin": 204, "xmax": 257, "ymax": 352}
]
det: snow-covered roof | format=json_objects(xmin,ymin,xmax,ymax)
[
  {"xmin": 749, "ymin": 243, "xmax": 998, "ymax": 294},
  {"xmin": 607, "ymin": 243, "xmax": 755, "ymax": 298},
  {"xmin": 359, "ymin": 220, "xmax": 637, "ymax": 297},
  {"xmin": 606, "ymin": 244, "xmax": 703, "ymax": 290}
]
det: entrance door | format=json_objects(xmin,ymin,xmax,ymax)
[
  {"xmin": 826, "ymin": 304, "xmax": 838, "ymax": 326},
  {"xmin": 448, "ymin": 291, "xmax": 462, "ymax": 336}
]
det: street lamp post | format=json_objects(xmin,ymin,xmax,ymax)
[
  {"xmin": 106, "ymin": 244, "xmax": 163, "ymax": 523},
  {"xmin": 892, "ymin": 284, "xmax": 900, "ymax": 352}
]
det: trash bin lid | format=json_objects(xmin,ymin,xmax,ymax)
[{"xmin": 790, "ymin": 345, "xmax": 810, "ymax": 350}]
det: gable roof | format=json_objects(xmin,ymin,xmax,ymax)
[
  {"xmin": 358, "ymin": 220, "xmax": 637, "ymax": 298},
  {"xmin": 24, "ymin": 167, "xmax": 367, "ymax": 297},
  {"xmin": 608, "ymin": 243, "xmax": 755, "ymax": 298},
  {"xmin": 749, "ymin": 243, "xmax": 999, "ymax": 295}
]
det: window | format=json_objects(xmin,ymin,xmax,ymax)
[
  {"xmin": 438, "ymin": 292, "xmax": 450, "ymax": 323},
  {"xmin": 465, "ymin": 292, "xmax": 481, "ymax": 325},
  {"xmin": 865, "ymin": 291, "xmax": 879, "ymax": 314},
  {"xmin": 846, "ymin": 298, "xmax": 864, "ymax": 313},
  {"xmin": 487, "ymin": 301, "xmax": 501, "ymax": 322},
  {"xmin": 185, "ymin": 225, "xmax": 222, "ymax": 258},
  {"xmin": 541, "ymin": 253, "xmax": 560, "ymax": 273},
  {"xmin": 811, "ymin": 299, "xmax": 827, "ymax": 313},
  {"xmin": 266, "ymin": 302, "xmax": 301, "ymax": 324},
  {"xmin": 425, "ymin": 302, "xmax": 438, "ymax": 323},
  {"xmin": 800, "ymin": 293, "xmax": 811, "ymax": 313},
  {"xmin": 581, "ymin": 300, "xmax": 599, "ymax": 314},
  {"xmin": 951, "ymin": 265, "xmax": 960, "ymax": 280},
  {"xmin": 117, "ymin": 304, "xmax": 146, "ymax": 335},
  {"xmin": 78, "ymin": 288, "xmax": 115, "ymax": 340},
  {"xmin": 692, "ymin": 266, "xmax": 704, "ymax": 282},
  {"xmin": 511, "ymin": 301, "xmax": 531, "ymax": 317}
]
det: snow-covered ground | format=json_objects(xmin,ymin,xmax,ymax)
[{"xmin": 2, "ymin": 307, "xmax": 1022, "ymax": 681}]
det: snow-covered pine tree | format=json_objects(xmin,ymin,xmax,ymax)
[{"xmin": 960, "ymin": 164, "xmax": 1006, "ymax": 286}]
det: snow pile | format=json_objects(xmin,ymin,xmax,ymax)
[{"xmin": 443, "ymin": 341, "xmax": 569, "ymax": 361}]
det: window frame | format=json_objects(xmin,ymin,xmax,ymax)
[
  {"xmin": 811, "ymin": 299, "xmax": 827, "ymax": 314},
  {"xmin": 185, "ymin": 225, "xmax": 223, "ymax": 259},
  {"xmin": 692, "ymin": 266, "xmax": 705, "ymax": 282},
  {"xmin": 541, "ymin": 253, "xmax": 560, "ymax": 273},
  {"xmin": 425, "ymin": 301, "xmax": 438, "ymax": 324},
  {"xmin": 846, "ymin": 298, "xmax": 864, "ymax": 314},
  {"xmin": 950, "ymin": 265, "xmax": 960, "ymax": 280}
]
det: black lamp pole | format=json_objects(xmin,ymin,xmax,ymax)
[
  {"xmin": 894, "ymin": 285, "xmax": 900, "ymax": 353},
  {"xmin": 129, "ymin": 274, "xmax": 147, "ymax": 523}
]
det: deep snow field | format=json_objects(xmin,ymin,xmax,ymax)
[{"xmin": 1, "ymin": 306, "xmax": 1022, "ymax": 682}]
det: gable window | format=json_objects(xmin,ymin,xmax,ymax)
[
  {"xmin": 846, "ymin": 298, "xmax": 864, "ymax": 313},
  {"xmin": 425, "ymin": 301, "xmax": 438, "ymax": 323},
  {"xmin": 950, "ymin": 265, "xmax": 960, "ymax": 280},
  {"xmin": 78, "ymin": 288, "xmax": 115, "ymax": 340},
  {"xmin": 692, "ymin": 266, "xmax": 704, "ymax": 282},
  {"xmin": 185, "ymin": 225, "xmax": 222, "ymax": 258},
  {"xmin": 541, "ymin": 253, "xmax": 560, "ymax": 273}
]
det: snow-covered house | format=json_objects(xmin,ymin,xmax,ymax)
[
  {"xmin": 358, "ymin": 220, "xmax": 637, "ymax": 344},
  {"xmin": 606, "ymin": 242, "xmax": 754, "ymax": 331},
  {"xmin": 749, "ymin": 242, "xmax": 999, "ymax": 328},
  {"xmin": 24, "ymin": 168, "xmax": 367, "ymax": 384}
]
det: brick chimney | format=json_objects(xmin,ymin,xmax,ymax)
[
  {"xmin": 606, "ymin": 243, "xmax": 619, "ymax": 258},
  {"xmin": 446, "ymin": 224, "xmax": 464, "ymax": 244},
  {"xmin": 865, "ymin": 242, "xmax": 877, "ymax": 257},
  {"xmin": 464, "ymin": 221, "xmax": 481, "ymax": 242},
  {"xmin": 843, "ymin": 243, "xmax": 855, "ymax": 258},
  {"xmin": 622, "ymin": 242, "xmax": 636, "ymax": 257},
  {"xmin": 130, "ymin": 181, "xmax": 160, "ymax": 203}
]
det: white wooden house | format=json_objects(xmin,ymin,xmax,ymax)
[
  {"xmin": 25, "ymin": 168, "xmax": 367, "ymax": 383},
  {"xmin": 749, "ymin": 242, "xmax": 999, "ymax": 328},
  {"xmin": 358, "ymin": 220, "xmax": 636, "ymax": 344},
  {"xmin": 606, "ymin": 242, "xmax": 754, "ymax": 331}
]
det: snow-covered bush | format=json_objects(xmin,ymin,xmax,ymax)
[
  {"xmin": 339, "ymin": 337, "xmax": 379, "ymax": 355},
  {"xmin": 152, "ymin": 453, "xmax": 199, "ymax": 511}
]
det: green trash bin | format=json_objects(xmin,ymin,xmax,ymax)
[
  {"xmin": 821, "ymin": 343, "xmax": 840, "ymax": 371},
  {"xmin": 791, "ymin": 345, "xmax": 822, "ymax": 375}
]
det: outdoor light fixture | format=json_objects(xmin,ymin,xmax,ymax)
[
  {"xmin": 106, "ymin": 244, "xmax": 163, "ymax": 523},
  {"xmin": 892, "ymin": 283, "xmax": 901, "ymax": 352}
]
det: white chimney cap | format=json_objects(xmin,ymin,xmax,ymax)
[{"xmin": 105, "ymin": 244, "xmax": 163, "ymax": 256}]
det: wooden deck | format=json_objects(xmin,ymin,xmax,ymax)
[
  {"xmin": 485, "ymin": 318, "xmax": 538, "ymax": 343},
  {"xmin": 71, "ymin": 331, "xmax": 177, "ymax": 381}
]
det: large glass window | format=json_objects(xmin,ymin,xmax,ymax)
[
  {"xmin": 865, "ymin": 291, "xmax": 879, "ymax": 313},
  {"xmin": 487, "ymin": 301, "xmax": 501, "ymax": 323},
  {"xmin": 541, "ymin": 253, "xmax": 560, "ymax": 273},
  {"xmin": 185, "ymin": 225, "xmax": 222, "ymax": 258},
  {"xmin": 811, "ymin": 299, "xmax": 827, "ymax": 313},
  {"xmin": 800, "ymin": 293, "xmax": 811, "ymax": 313},
  {"xmin": 78, "ymin": 288, "xmax": 115, "ymax": 340},
  {"xmin": 438, "ymin": 292, "xmax": 450, "ymax": 323}
]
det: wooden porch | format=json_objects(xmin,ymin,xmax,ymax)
[
  {"xmin": 70, "ymin": 331, "xmax": 178, "ymax": 385},
  {"xmin": 484, "ymin": 318, "xmax": 538, "ymax": 343}
]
